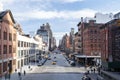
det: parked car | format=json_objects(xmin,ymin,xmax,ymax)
[
  {"xmin": 48, "ymin": 57, "xmax": 51, "ymax": 60},
  {"xmin": 52, "ymin": 61, "xmax": 56, "ymax": 65},
  {"xmin": 69, "ymin": 60, "xmax": 75, "ymax": 66},
  {"xmin": 82, "ymin": 75, "xmax": 91, "ymax": 80},
  {"xmin": 37, "ymin": 63, "xmax": 42, "ymax": 66}
]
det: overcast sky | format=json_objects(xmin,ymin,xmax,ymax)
[{"xmin": 0, "ymin": 0, "xmax": 120, "ymax": 45}]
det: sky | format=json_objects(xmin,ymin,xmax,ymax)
[{"xmin": 0, "ymin": 0, "xmax": 120, "ymax": 45}]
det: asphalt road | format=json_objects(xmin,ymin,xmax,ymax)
[{"xmin": 23, "ymin": 53, "xmax": 86, "ymax": 80}]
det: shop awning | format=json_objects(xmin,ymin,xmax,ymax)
[{"xmin": 75, "ymin": 55, "xmax": 101, "ymax": 58}]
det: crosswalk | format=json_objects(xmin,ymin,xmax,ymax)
[{"xmin": 32, "ymin": 65, "xmax": 87, "ymax": 73}]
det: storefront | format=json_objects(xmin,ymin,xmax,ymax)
[{"xmin": 75, "ymin": 55, "xmax": 101, "ymax": 66}]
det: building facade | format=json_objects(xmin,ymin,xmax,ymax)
[
  {"xmin": 36, "ymin": 23, "xmax": 55, "ymax": 51},
  {"xmin": 74, "ymin": 32, "xmax": 79, "ymax": 53},
  {"xmin": 100, "ymin": 19, "xmax": 120, "ymax": 71},
  {"xmin": 16, "ymin": 33, "xmax": 40, "ymax": 70},
  {"xmin": 69, "ymin": 28, "xmax": 75, "ymax": 53},
  {"xmin": 76, "ymin": 19, "xmax": 102, "ymax": 66},
  {"xmin": 83, "ymin": 20, "xmax": 102, "ymax": 56},
  {"xmin": 0, "ymin": 10, "xmax": 17, "ymax": 76},
  {"xmin": 84, "ymin": 13, "xmax": 113, "ymax": 23},
  {"xmin": 37, "ymin": 25, "xmax": 49, "ymax": 51}
]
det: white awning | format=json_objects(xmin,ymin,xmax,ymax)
[{"xmin": 75, "ymin": 55, "xmax": 101, "ymax": 58}]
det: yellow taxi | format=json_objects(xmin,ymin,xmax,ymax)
[{"xmin": 52, "ymin": 61, "xmax": 56, "ymax": 65}]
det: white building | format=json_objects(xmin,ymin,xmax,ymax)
[
  {"xmin": 16, "ymin": 32, "xmax": 40, "ymax": 70},
  {"xmin": 34, "ymin": 35, "xmax": 43, "ymax": 51},
  {"xmin": 84, "ymin": 13, "xmax": 113, "ymax": 23},
  {"xmin": 114, "ymin": 12, "xmax": 120, "ymax": 19}
]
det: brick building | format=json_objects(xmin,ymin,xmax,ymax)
[
  {"xmin": 76, "ymin": 19, "xmax": 102, "ymax": 66},
  {"xmin": 74, "ymin": 32, "xmax": 79, "ymax": 53},
  {"xmin": 100, "ymin": 19, "xmax": 120, "ymax": 71},
  {"xmin": 83, "ymin": 20, "xmax": 102, "ymax": 56},
  {"xmin": 77, "ymin": 18, "xmax": 84, "ymax": 54},
  {"xmin": 60, "ymin": 34, "xmax": 70, "ymax": 53},
  {"xmin": 0, "ymin": 10, "xmax": 17, "ymax": 76}
]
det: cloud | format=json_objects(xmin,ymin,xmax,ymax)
[
  {"xmin": 0, "ymin": 2, "xmax": 3, "ymax": 11},
  {"xmin": 60, "ymin": 0, "xmax": 84, "ymax": 3},
  {"xmin": 0, "ymin": 0, "xmax": 15, "ymax": 5},
  {"xmin": 30, "ymin": 0, "xmax": 84, "ymax": 3},
  {"xmin": 54, "ymin": 32, "xmax": 69, "ymax": 38},
  {"xmin": 14, "ymin": 9, "xmax": 96, "ymax": 21}
]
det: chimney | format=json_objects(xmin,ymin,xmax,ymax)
[
  {"xmin": 89, "ymin": 20, "xmax": 96, "ymax": 25},
  {"xmin": 81, "ymin": 17, "xmax": 83, "ymax": 23}
]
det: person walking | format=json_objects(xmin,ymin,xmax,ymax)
[
  {"xmin": 28, "ymin": 66, "xmax": 30, "ymax": 69},
  {"xmin": 93, "ymin": 68, "xmax": 96, "ymax": 73},
  {"xmin": 18, "ymin": 72, "xmax": 22, "ymax": 80},
  {"xmin": 24, "ymin": 70, "xmax": 26, "ymax": 76}
]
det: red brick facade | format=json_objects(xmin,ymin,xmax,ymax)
[
  {"xmin": 82, "ymin": 20, "xmax": 102, "ymax": 56},
  {"xmin": 0, "ymin": 10, "xmax": 17, "ymax": 76}
]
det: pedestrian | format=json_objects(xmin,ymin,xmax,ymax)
[
  {"xmin": 93, "ymin": 68, "xmax": 96, "ymax": 73},
  {"xmin": 4, "ymin": 73, "xmax": 7, "ymax": 80},
  {"xmin": 91, "ymin": 68, "xmax": 93, "ymax": 73},
  {"xmin": 18, "ymin": 72, "xmax": 21, "ymax": 77},
  {"xmin": 15, "ymin": 69, "xmax": 17, "ymax": 72},
  {"xmin": 87, "ymin": 70, "xmax": 89, "ymax": 74},
  {"xmin": 24, "ymin": 70, "xmax": 26, "ymax": 76},
  {"xmin": 28, "ymin": 66, "xmax": 30, "ymax": 69}
]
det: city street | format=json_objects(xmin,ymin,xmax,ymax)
[{"xmin": 22, "ymin": 53, "xmax": 87, "ymax": 80}]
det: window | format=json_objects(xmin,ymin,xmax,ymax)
[
  {"xmin": 9, "ymin": 45, "xmax": 12, "ymax": 53},
  {"xmin": 13, "ymin": 33, "xmax": 16, "ymax": 41},
  {"xmin": 94, "ymin": 38, "xmax": 97, "ymax": 42},
  {"xmin": 18, "ymin": 41, "xmax": 20, "ymax": 47},
  {"xmin": 91, "ymin": 44, "xmax": 93, "ymax": 48},
  {"xmin": 3, "ymin": 62, "xmax": 7, "ymax": 72},
  {"xmin": 27, "ymin": 42, "xmax": 29, "ymax": 47},
  {"xmin": 29, "ymin": 43, "xmax": 30, "ymax": 47},
  {"xmin": 99, "ymin": 44, "xmax": 101, "ymax": 48},
  {"xmin": 90, "ymin": 30, "xmax": 93, "ymax": 34},
  {"xmin": 21, "ymin": 41, "xmax": 23, "ymax": 47},
  {"xmin": 3, "ymin": 31, "xmax": 7, "ymax": 40},
  {"xmin": 0, "ymin": 29, "xmax": 1, "ymax": 39},
  {"xmin": 90, "ymin": 39, "xmax": 93, "ymax": 42},
  {"xmin": 24, "ymin": 42, "xmax": 26, "ymax": 47},
  {"xmin": 9, "ymin": 33, "xmax": 12, "ymax": 41},
  {"xmin": 3, "ymin": 45, "xmax": 7, "ymax": 54},
  {"xmin": 94, "ymin": 30, "xmax": 97, "ymax": 34},
  {"xmin": 0, "ymin": 45, "xmax": 2, "ymax": 55},
  {"xmin": 21, "ymin": 50, "xmax": 23, "ymax": 56},
  {"xmin": 94, "ymin": 44, "xmax": 97, "ymax": 47}
]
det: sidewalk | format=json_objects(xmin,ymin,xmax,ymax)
[
  {"xmin": 0, "ymin": 65, "xmax": 36, "ymax": 80},
  {"xmin": 75, "ymin": 63, "xmax": 101, "ymax": 80},
  {"xmin": 101, "ymin": 70, "xmax": 120, "ymax": 80}
]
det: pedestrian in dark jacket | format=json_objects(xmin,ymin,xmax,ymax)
[
  {"xmin": 93, "ymin": 68, "xmax": 96, "ymax": 73},
  {"xmin": 24, "ymin": 70, "xmax": 26, "ymax": 76}
]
